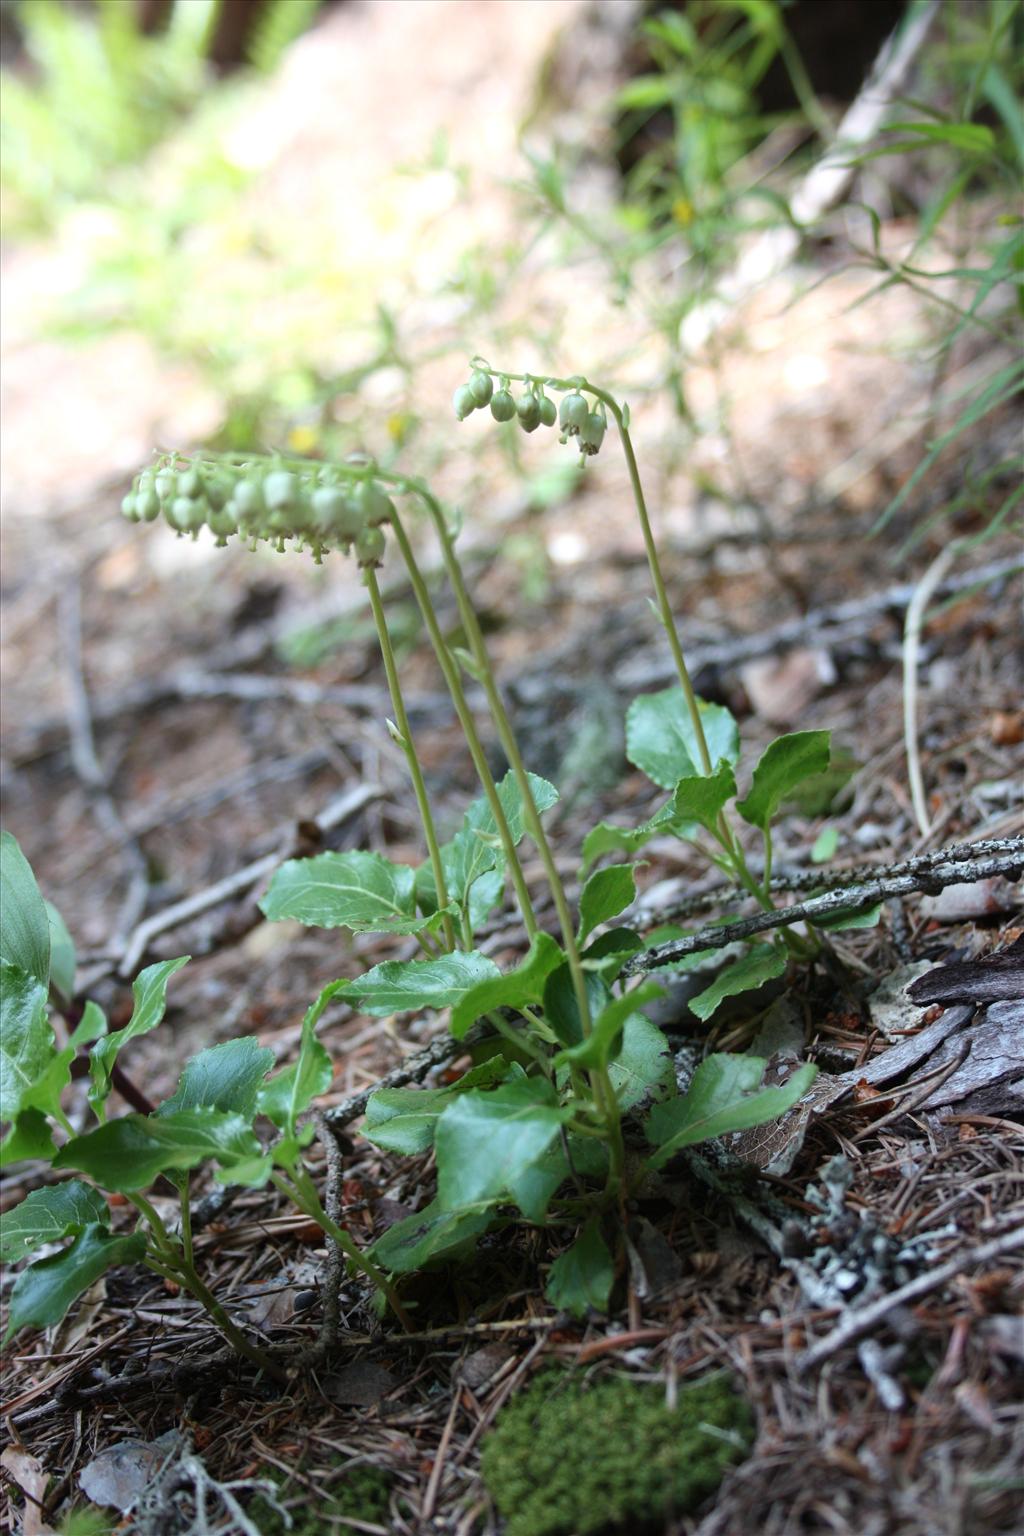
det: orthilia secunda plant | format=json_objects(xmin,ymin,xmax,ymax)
[{"xmin": 2, "ymin": 366, "xmax": 848, "ymax": 1359}]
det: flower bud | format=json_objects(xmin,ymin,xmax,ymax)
[
  {"xmin": 356, "ymin": 524, "xmax": 386, "ymax": 567},
  {"xmin": 263, "ymin": 471, "xmax": 297, "ymax": 511},
  {"xmin": 205, "ymin": 473, "xmax": 233, "ymax": 511},
  {"xmin": 121, "ymin": 493, "xmax": 139, "ymax": 522},
  {"xmin": 559, "ymin": 392, "xmax": 589, "ymax": 434},
  {"xmin": 233, "ymin": 480, "xmax": 265, "ymax": 516},
  {"xmin": 177, "ymin": 467, "xmax": 202, "ymax": 499},
  {"xmin": 453, "ymin": 383, "xmax": 478, "ymax": 421},
  {"xmin": 312, "ymin": 486, "xmax": 364, "ymax": 539},
  {"xmin": 168, "ymin": 496, "xmax": 205, "ymax": 533},
  {"xmin": 469, "ymin": 370, "xmax": 493, "ymax": 406},
  {"xmin": 578, "ymin": 410, "xmax": 606, "ymax": 455},
  {"xmin": 355, "ymin": 481, "xmax": 395, "ymax": 526},
  {"xmin": 208, "ymin": 506, "xmax": 236, "ymax": 544},
  {"xmin": 154, "ymin": 468, "xmax": 177, "ymax": 501},
  {"xmin": 137, "ymin": 489, "xmax": 161, "ymax": 521},
  {"xmin": 538, "ymin": 393, "xmax": 557, "ymax": 427},
  {"xmin": 517, "ymin": 393, "xmax": 541, "ymax": 433},
  {"xmin": 490, "ymin": 389, "xmax": 516, "ymax": 422}
]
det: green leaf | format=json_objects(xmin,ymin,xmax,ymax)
[
  {"xmin": 616, "ymin": 73, "xmax": 679, "ymax": 112},
  {"xmin": 577, "ymin": 865, "xmax": 638, "ymax": 943},
  {"xmin": 736, "ymin": 732, "xmax": 832, "ymax": 829},
  {"xmin": 542, "ymin": 966, "xmax": 609, "ymax": 1049},
  {"xmin": 19, "ymin": 999, "xmax": 105, "ymax": 1137},
  {"xmin": 53, "ymin": 1108, "xmax": 261, "ymax": 1191},
  {"xmin": 689, "ymin": 943, "xmax": 787, "ymax": 1022},
  {"xmin": 0, "ymin": 831, "xmax": 50, "ymax": 986},
  {"xmin": 370, "ymin": 1198, "xmax": 497, "ymax": 1274},
  {"xmin": 554, "ymin": 983, "xmax": 665, "ymax": 1074},
  {"xmin": 44, "ymin": 900, "xmax": 76, "ymax": 1002},
  {"xmin": 646, "ymin": 1054, "xmax": 818, "ymax": 1167},
  {"xmin": 255, "ymin": 979, "xmax": 339, "ymax": 1133},
  {"xmin": 466, "ymin": 868, "xmax": 506, "ymax": 932},
  {"xmin": 0, "ymin": 962, "xmax": 54, "ymax": 1123},
  {"xmin": 884, "ymin": 119, "xmax": 996, "ymax": 153},
  {"xmin": 88, "ymin": 957, "xmax": 190, "ymax": 1117},
  {"xmin": 363, "ymin": 1059, "xmax": 509, "ymax": 1155},
  {"xmin": 69, "ymin": 1000, "xmax": 107, "ymax": 1052},
  {"xmin": 17, "ymin": 1000, "xmax": 107, "ymax": 1137},
  {"xmin": 6, "ymin": 1224, "xmax": 147, "ymax": 1341},
  {"xmin": 810, "ymin": 826, "xmax": 838, "ymax": 863},
  {"xmin": 669, "ymin": 761, "xmax": 738, "ymax": 835},
  {"xmin": 580, "ymin": 797, "xmax": 704, "ymax": 875},
  {"xmin": 435, "ymin": 1078, "xmax": 572, "ymax": 1210},
  {"xmin": 158, "ymin": 1037, "xmax": 275, "ymax": 1118},
  {"xmin": 626, "ymin": 690, "xmax": 739, "ymax": 791},
  {"xmin": 607, "ymin": 1015, "xmax": 675, "ymax": 1110},
  {"xmin": 506, "ymin": 1135, "xmax": 607, "ymax": 1223},
  {"xmin": 782, "ymin": 745, "xmax": 857, "ymax": 817},
  {"xmin": 580, "ymin": 810, "xmax": 669, "ymax": 874},
  {"xmin": 814, "ymin": 901, "xmax": 883, "ymax": 932},
  {"xmin": 0, "ymin": 1181, "xmax": 110, "ymax": 1263},
  {"xmin": 0, "ymin": 1109, "xmax": 57, "ymax": 1168},
  {"xmin": 449, "ymin": 932, "xmax": 564, "ymax": 1040},
  {"xmin": 545, "ymin": 1221, "xmax": 614, "ymax": 1318},
  {"xmin": 582, "ymin": 927, "xmax": 644, "ymax": 978},
  {"xmin": 143, "ymin": 1108, "xmax": 264, "ymax": 1171},
  {"xmin": 259, "ymin": 850, "xmax": 446, "ymax": 934},
  {"xmin": 442, "ymin": 771, "xmax": 560, "ymax": 910},
  {"xmin": 341, "ymin": 951, "xmax": 501, "ymax": 1018}
]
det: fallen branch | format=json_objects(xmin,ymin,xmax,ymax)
[
  {"xmin": 797, "ymin": 1225, "xmax": 1024, "ymax": 1370},
  {"xmin": 636, "ymin": 835, "xmax": 1024, "ymax": 925},
  {"xmin": 625, "ymin": 839, "xmax": 1024, "ymax": 973}
]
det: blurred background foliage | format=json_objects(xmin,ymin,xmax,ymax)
[{"xmin": 1, "ymin": 0, "xmax": 1020, "ymax": 551}]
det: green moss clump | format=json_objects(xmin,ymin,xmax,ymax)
[
  {"xmin": 249, "ymin": 1462, "xmax": 392, "ymax": 1534},
  {"xmin": 480, "ymin": 1370, "xmax": 753, "ymax": 1536}
]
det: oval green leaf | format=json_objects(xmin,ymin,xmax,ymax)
[{"xmin": 626, "ymin": 690, "xmax": 739, "ymax": 791}]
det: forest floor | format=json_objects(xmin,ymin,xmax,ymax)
[{"xmin": 1, "ymin": 3, "xmax": 1022, "ymax": 1534}]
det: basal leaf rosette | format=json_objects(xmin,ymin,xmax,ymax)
[{"xmin": 121, "ymin": 452, "xmax": 397, "ymax": 565}]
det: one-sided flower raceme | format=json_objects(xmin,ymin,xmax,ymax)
[
  {"xmin": 121, "ymin": 455, "xmax": 394, "ymax": 567},
  {"xmin": 452, "ymin": 363, "xmax": 606, "ymax": 460}
]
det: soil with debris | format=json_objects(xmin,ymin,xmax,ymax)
[{"xmin": 1, "ymin": 4, "xmax": 1022, "ymax": 1535}]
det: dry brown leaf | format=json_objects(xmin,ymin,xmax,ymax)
[{"xmin": 1, "ymin": 1447, "xmax": 50, "ymax": 1536}]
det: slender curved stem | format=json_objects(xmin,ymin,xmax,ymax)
[
  {"xmin": 587, "ymin": 387, "xmax": 714, "ymax": 777},
  {"xmin": 413, "ymin": 488, "xmax": 628, "ymax": 1185},
  {"xmin": 418, "ymin": 493, "xmax": 591, "ymax": 1017},
  {"xmin": 364, "ymin": 564, "xmax": 456, "ymax": 951},
  {"xmin": 179, "ymin": 1175, "xmax": 194, "ymax": 1270},
  {"xmin": 387, "ymin": 506, "xmax": 539, "ymax": 939}
]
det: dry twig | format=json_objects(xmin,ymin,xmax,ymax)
[
  {"xmin": 626, "ymin": 839, "xmax": 1023, "ymax": 973},
  {"xmin": 797, "ymin": 1225, "xmax": 1024, "ymax": 1370}
]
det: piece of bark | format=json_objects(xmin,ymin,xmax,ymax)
[
  {"xmin": 907, "ymin": 935, "xmax": 1024, "ymax": 1007},
  {"xmin": 919, "ymin": 1000, "xmax": 1024, "ymax": 1116}
]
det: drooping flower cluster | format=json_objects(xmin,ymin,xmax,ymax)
[
  {"xmin": 120, "ymin": 455, "xmax": 394, "ymax": 565},
  {"xmin": 453, "ymin": 368, "xmax": 608, "ymax": 457}
]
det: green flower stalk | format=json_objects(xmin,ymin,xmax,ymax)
[
  {"xmin": 363, "ymin": 564, "xmax": 455, "ymax": 953},
  {"xmin": 455, "ymin": 360, "xmax": 819, "ymax": 952}
]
